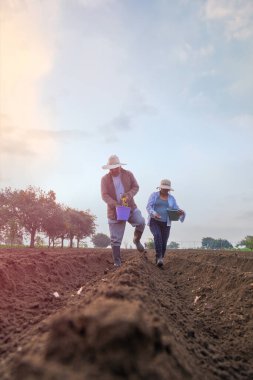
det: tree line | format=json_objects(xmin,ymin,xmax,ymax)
[
  {"xmin": 145, "ymin": 236, "xmax": 253, "ymax": 250},
  {"xmin": 202, "ymin": 236, "xmax": 253, "ymax": 250},
  {"xmin": 0, "ymin": 187, "xmax": 96, "ymax": 248},
  {"xmin": 1, "ymin": 186, "xmax": 252, "ymax": 250},
  {"xmin": 201, "ymin": 237, "xmax": 233, "ymax": 249}
]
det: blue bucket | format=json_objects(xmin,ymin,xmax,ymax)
[{"xmin": 116, "ymin": 206, "xmax": 131, "ymax": 221}]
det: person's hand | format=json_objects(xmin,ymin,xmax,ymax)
[
  {"xmin": 154, "ymin": 212, "xmax": 161, "ymax": 219},
  {"xmin": 121, "ymin": 194, "xmax": 129, "ymax": 206},
  {"xmin": 122, "ymin": 194, "xmax": 129, "ymax": 201},
  {"xmin": 178, "ymin": 209, "xmax": 185, "ymax": 216}
]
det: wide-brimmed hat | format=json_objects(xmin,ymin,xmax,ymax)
[
  {"xmin": 102, "ymin": 155, "xmax": 126, "ymax": 170},
  {"xmin": 157, "ymin": 179, "xmax": 174, "ymax": 191}
]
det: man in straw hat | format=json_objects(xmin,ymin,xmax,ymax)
[{"xmin": 101, "ymin": 155, "xmax": 145, "ymax": 267}]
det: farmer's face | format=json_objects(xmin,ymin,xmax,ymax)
[
  {"xmin": 110, "ymin": 166, "xmax": 121, "ymax": 177},
  {"xmin": 160, "ymin": 188, "xmax": 169, "ymax": 195}
]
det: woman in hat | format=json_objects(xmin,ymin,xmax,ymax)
[{"xmin": 146, "ymin": 179, "xmax": 185, "ymax": 267}]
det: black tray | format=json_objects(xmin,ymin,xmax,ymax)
[{"xmin": 168, "ymin": 209, "xmax": 180, "ymax": 221}]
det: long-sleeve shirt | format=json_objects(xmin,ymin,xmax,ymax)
[
  {"xmin": 146, "ymin": 191, "xmax": 186, "ymax": 226},
  {"xmin": 101, "ymin": 168, "xmax": 139, "ymax": 220}
]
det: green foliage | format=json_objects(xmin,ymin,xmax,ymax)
[
  {"xmin": 0, "ymin": 187, "xmax": 97, "ymax": 249},
  {"xmin": 1, "ymin": 186, "xmax": 57, "ymax": 247},
  {"xmin": 92, "ymin": 233, "xmax": 110, "ymax": 248},
  {"xmin": 202, "ymin": 237, "xmax": 233, "ymax": 249},
  {"xmin": 0, "ymin": 187, "xmax": 16, "ymax": 228},
  {"xmin": 65, "ymin": 208, "xmax": 96, "ymax": 248},
  {"xmin": 0, "ymin": 244, "xmax": 25, "ymax": 248},
  {"xmin": 78, "ymin": 241, "xmax": 88, "ymax": 248},
  {"xmin": 167, "ymin": 241, "xmax": 179, "ymax": 249},
  {"xmin": 0, "ymin": 218, "xmax": 23, "ymax": 245},
  {"xmin": 42, "ymin": 203, "xmax": 67, "ymax": 247},
  {"xmin": 237, "ymin": 236, "xmax": 253, "ymax": 250},
  {"xmin": 145, "ymin": 238, "xmax": 154, "ymax": 249},
  {"xmin": 35, "ymin": 236, "xmax": 45, "ymax": 247}
]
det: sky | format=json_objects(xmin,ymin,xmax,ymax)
[{"xmin": 0, "ymin": 0, "xmax": 253, "ymax": 248}]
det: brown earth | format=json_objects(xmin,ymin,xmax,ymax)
[{"xmin": 0, "ymin": 247, "xmax": 252, "ymax": 380}]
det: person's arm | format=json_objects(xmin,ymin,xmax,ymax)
[
  {"xmin": 101, "ymin": 176, "xmax": 118, "ymax": 207},
  {"xmin": 171, "ymin": 197, "xmax": 186, "ymax": 222},
  {"xmin": 122, "ymin": 171, "xmax": 139, "ymax": 201},
  {"xmin": 178, "ymin": 211, "xmax": 186, "ymax": 222},
  {"xmin": 146, "ymin": 192, "xmax": 160, "ymax": 218}
]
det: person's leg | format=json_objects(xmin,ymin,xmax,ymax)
[
  {"xmin": 161, "ymin": 225, "xmax": 171, "ymax": 258},
  {"xmin": 128, "ymin": 208, "xmax": 145, "ymax": 252},
  {"xmin": 149, "ymin": 218, "xmax": 163, "ymax": 263},
  {"xmin": 109, "ymin": 221, "xmax": 126, "ymax": 266}
]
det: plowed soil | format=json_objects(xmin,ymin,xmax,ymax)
[{"xmin": 0, "ymin": 248, "xmax": 252, "ymax": 380}]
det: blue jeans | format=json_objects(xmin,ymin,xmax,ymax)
[
  {"xmin": 149, "ymin": 218, "xmax": 171, "ymax": 260},
  {"xmin": 108, "ymin": 208, "xmax": 145, "ymax": 247}
]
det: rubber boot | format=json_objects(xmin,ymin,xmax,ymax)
[
  {"xmin": 133, "ymin": 229, "xmax": 145, "ymax": 253},
  {"xmin": 112, "ymin": 246, "xmax": 121, "ymax": 267}
]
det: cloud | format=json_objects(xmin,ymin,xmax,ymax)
[
  {"xmin": 98, "ymin": 113, "xmax": 132, "ymax": 142},
  {"xmin": 28, "ymin": 129, "xmax": 92, "ymax": 140},
  {"xmin": 126, "ymin": 87, "xmax": 158, "ymax": 116},
  {"xmin": 238, "ymin": 211, "xmax": 253, "ymax": 221},
  {"xmin": 0, "ymin": 1, "xmax": 27, "ymax": 14},
  {"xmin": 241, "ymin": 195, "xmax": 253, "ymax": 203},
  {"xmin": 0, "ymin": 1, "xmax": 62, "ymax": 187},
  {"xmin": 0, "ymin": 1, "xmax": 60, "ymax": 168},
  {"xmin": 77, "ymin": 0, "xmax": 116, "ymax": 9},
  {"xmin": 203, "ymin": 0, "xmax": 253, "ymax": 40},
  {"xmin": 227, "ymin": 77, "xmax": 253, "ymax": 99},
  {"xmin": 1, "ymin": 119, "xmax": 57, "ymax": 157},
  {"xmin": 98, "ymin": 88, "xmax": 157, "ymax": 142},
  {"xmin": 172, "ymin": 43, "xmax": 214, "ymax": 64},
  {"xmin": 199, "ymin": 69, "xmax": 218, "ymax": 77},
  {"xmin": 1, "ymin": 121, "xmax": 92, "ymax": 158},
  {"xmin": 229, "ymin": 114, "xmax": 253, "ymax": 134},
  {"xmin": 187, "ymin": 91, "xmax": 214, "ymax": 109}
]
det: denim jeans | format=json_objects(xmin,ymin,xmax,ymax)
[
  {"xmin": 149, "ymin": 218, "xmax": 171, "ymax": 260},
  {"xmin": 108, "ymin": 208, "xmax": 145, "ymax": 247}
]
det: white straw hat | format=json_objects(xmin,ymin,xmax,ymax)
[
  {"xmin": 102, "ymin": 155, "xmax": 126, "ymax": 170},
  {"xmin": 157, "ymin": 179, "xmax": 174, "ymax": 191}
]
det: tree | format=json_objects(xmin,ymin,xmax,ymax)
[
  {"xmin": 65, "ymin": 208, "xmax": 96, "ymax": 248},
  {"xmin": 14, "ymin": 187, "xmax": 57, "ymax": 248},
  {"xmin": 42, "ymin": 203, "xmax": 67, "ymax": 248},
  {"xmin": 202, "ymin": 237, "xmax": 233, "ymax": 249},
  {"xmin": 0, "ymin": 188, "xmax": 17, "ymax": 229},
  {"xmin": 92, "ymin": 233, "xmax": 110, "ymax": 248},
  {"xmin": 167, "ymin": 241, "xmax": 179, "ymax": 249},
  {"xmin": 237, "ymin": 236, "xmax": 253, "ymax": 250},
  {"xmin": 75, "ymin": 210, "xmax": 96, "ymax": 248},
  {"xmin": 35, "ymin": 236, "xmax": 45, "ymax": 247},
  {"xmin": 202, "ymin": 237, "xmax": 215, "ymax": 249},
  {"xmin": 64, "ymin": 208, "xmax": 80, "ymax": 248},
  {"xmin": 215, "ymin": 239, "xmax": 233, "ymax": 249},
  {"xmin": 0, "ymin": 187, "xmax": 97, "ymax": 249},
  {"xmin": 79, "ymin": 241, "xmax": 88, "ymax": 248},
  {"xmin": 0, "ymin": 186, "xmax": 57, "ymax": 248},
  {"xmin": 0, "ymin": 219, "xmax": 23, "ymax": 246}
]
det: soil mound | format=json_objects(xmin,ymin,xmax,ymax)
[{"xmin": 0, "ymin": 248, "xmax": 252, "ymax": 379}]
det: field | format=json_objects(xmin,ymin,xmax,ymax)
[{"xmin": 0, "ymin": 248, "xmax": 252, "ymax": 380}]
